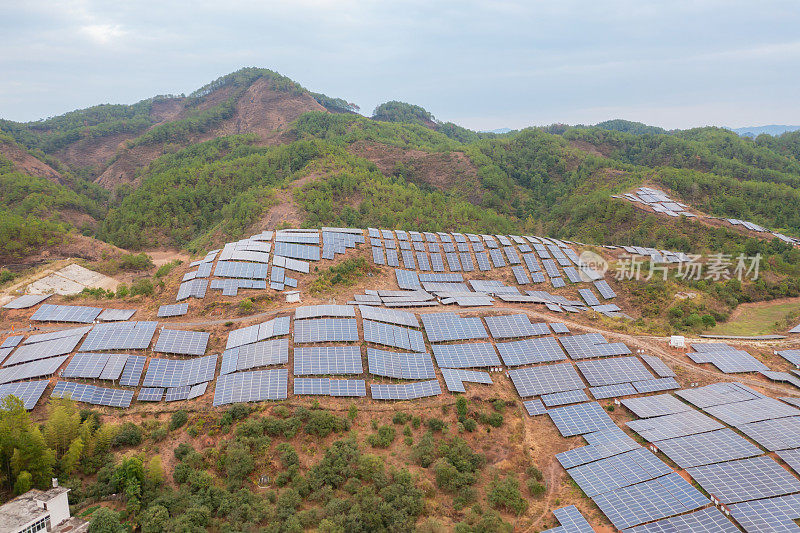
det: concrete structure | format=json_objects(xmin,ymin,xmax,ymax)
[
  {"xmin": 669, "ymin": 335, "xmax": 685, "ymax": 348},
  {"xmin": 285, "ymin": 290, "xmax": 301, "ymax": 303},
  {"xmin": 0, "ymin": 485, "xmax": 87, "ymax": 533}
]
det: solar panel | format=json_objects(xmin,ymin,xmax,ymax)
[
  {"xmin": 576, "ymin": 357, "xmax": 654, "ymax": 386},
  {"xmin": 778, "ymin": 350, "xmax": 800, "ymax": 366},
  {"xmin": 372, "ymin": 247, "xmax": 385, "ymax": 265},
  {"xmin": 676, "ymin": 382, "xmax": 764, "ymax": 408},
  {"xmin": 0, "ymin": 335, "xmax": 23, "ymax": 350},
  {"xmin": 0, "ymin": 380, "xmax": 49, "ymax": 409},
  {"xmin": 566, "ymin": 447, "xmax": 672, "ymax": 498},
  {"xmin": 52, "ymin": 381, "xmax": 134, "ymax": 408},
  {"xmin": 361, "ymin": 319, "xmax": 422, "ymax": 350},
  {"xmin": 30, "ymin": 304, "xmax": 102, "ymax": 323},
  {"xmin": 23, "ymin": 327, "xmax": 91, "ymax": 345},
  {"xmin": 547, "ymin": 401, "xmax": 616, "ymax": 437},
  {"xmin": 0, "ymin": 355, "xmax": 68, "ymax": 384},
  {"xmin": 702, "ymin": 397, "xmax": 800, "ymax": 427},
  {"xmin": 421, "ymin": 312, "xmax": 487, "ymax": 342},
  {"xmin": 780, "ymin": 396, "xmax": 800, "ymax": 408},
  {"xmin": 640, "ymin": 355, "xmax": 676, "ymax": 377},
  {"xmin": 294, "ymin": 319, "xmax": 359, "ymax": 343},
  {"xmin": 431, "ymin": 343, "xmax": 500, "ymax": 368},
  {"xmin": 293, "ymin": 346, "xmax": 362, "ymax": 375},
  {"xmin": 176, "ymin": 278, "xmax": 208, "ymax": 300},
  {"xmin": 687, "ymin": 456, "xmax": 800, "ymax": 504},
  {"xmin": 729, "ymin": 493, "xmax": 800, "ymax": 533},
  {"xmin": 440, "ymin": 368, "xmax": 492, "ymax": 392},
  {"xmin": 165, "ymin": 386, "xmax": 191, "ymax": 402},
  {"xmin": 2, "ymin": 294, "xmax": 51, "ymax": 309},
  {"xmin": 777, "ymin": 448, "xmax": 800, "ymax": 476},
  {"xmin": 623, "ymin": 506, "xmax": 738, "ymax": 533},
  {"xmin": 509, "ymin": 363, "xmax": 585, "ymax": 398},
  {"xmin": 158, "ymin": 303, "xmax": 189, "ymax": 318},
  {"xmin": 62, "ymin": 353, "xmax": 110, "ymax": 379},
  {"xmin": 386, "ymin": 248, "xmax": 400, "ymax": 267},
  {"xmin": 593, "ymin": 473, "xmax": 709, "ymax": 529},
  {"xmin": 737, "ymin": 416, "xmax": 800, "ymax": 451},
  {"xmin": 475, "ymin": 252, "xmax": 491, "ymax": 271},
  {"xmin": 626, "ymin": 409, "xmax": 724, "ymax": 442},
  {"xmin": 578, "ymin": 289, "xmax": 601, "ymax": 306},
  {"xmin": 366, "ymin": 348, "xmax": 434, "ymax": 379},
  {"xmin": 542, "ymin": 505, "xmax": 594, "ymax": 533},
  {"xmin": 137, "ymin": 387, "xmax": 164, "ymax": 402},
  {"xmin": 632, "ymin": 377, "xmax": 680, "ymax": 393},
  {"xmin": 496, "ymin": 337, "xmax": 566, "ymax": 366},
  {"xmin": 429, "ymin": 253, "xmax": 445, "ymax": 271},
  {"xmin": 459, "ymin": 252, "xmax": 474, "ymax": 272},
  {"xmin": 154, "ymin": 328, "xmax": 209, "ymax": 356},
  {"xmin": 3, "ymin": 334, "xmax": 82, "ymax": 365},
  {"xmin": 274, "ymin": 242, "xmax": 319, "ymax": 261},
  {"xmin": 358, "ymin": 305, "xmax": 418, "ymax": 327},
  {"xmin": 549, "ymin": 322, "xmax": 569, "ymax": 334},
  {"xmin": 655, "ymin": 428, "xmax": 763, "ymax": 468},
  {"xmin": 294, "ymin": 378, "xmax": 366, "ymax": 397},
  {"xmin": 524, "ymin": 399, "xmax": 547, "ymax": 416},
  {"xmin": 221, "ymin": 338, "xmax": 289, "ymax": 374},
  {"xmin": 80, "ymin": 321, "xmax": 157, "ymax": 351},
  {"xmin": 142, "ymin": 355, "xmax": 217, "ymax": 388},
  {"xmin": 484, "ymin": 314, "xmax": 550, "ymax": 339},
  {"xmin": 593, "ymin": 280, "xmax": 617, "ymax": 299},
  {"xmin": 370, "ymin": 379, "xmax": 441, "ymax": 400},
  {"xmin": 295, "ymin": 305, "xmax": 355, "ymax": 319},
  {"xmin": 688, "ymin": 350, "xmax": 768, "ymax": 373},
  {"xmin": 119, "ymin": 355, "xmax": 146, "ymax": 387},
  {"xmin": 590, "ymin": 383, "xmax": 637, "ymax": 399},
  {"xmin": 556, "ymin": 427, "xmax": 640, "ymax": 469},
  {"xmin": 96, "ymin": 309, "xmax": 136, "ymax": 321},
  {"xmin": 489, "ymin": 248, "xmax": 506, "ymax": 267},
  {"xmin": 395, "ymin": 269, "xmax": 422, "ymax": 290},
  {"xmin": 621, "ymin": 394, "xmax": 692, "ymax": 418},
  {"xmin": 542, "ymin": 389, "xmax": 589, "ymax": 406},
  {"xmin": 415, "ymin": 252, "xmax": 430, "ymax": 271},
  {"xmin": 559, "ymin": 333, "xmax": 631, "ymax": 359},
  {"xmin": 213, "ymin": 368, "xmax": 288, "ymax": 406}
]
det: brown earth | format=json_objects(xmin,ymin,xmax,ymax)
[{"xmin": 0, "ymin": 140, "xmax": 63, "ymax": 183}]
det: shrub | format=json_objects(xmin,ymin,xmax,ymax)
[
  {"xmin": 526, "ymin": 464, "xmax": 543, "ymax": 481},
  {"xmin": 129, "ymin": 278, "xmax": 154, "ymax": 296},
  {"xmin": 527, "ymin": 479, "xmax": 546, "ymax": 497},
  {"xmin": 174, "ymin": 443, "xmax": 194, "ymax": 461},
  {"xmin": 112, "ymin": 423, "xmax": 142, "ymax": 447},
  {"xmin": 118, "ymin": 252, "xmax": 154, "ymax": 271},
  {"xmin": 170, "ymin": 410, "xmax": 188, "ymax": 430},
  {"xmin": 412, "ymin": 431, "xmax": 437, "ymax": 467},
  {"xmin": 367, "ymin": 425, "xmax": 396, "ymax": 448},
  {"xmin": 487, "ymin": 476, "xmax": 528, "ymax": 515},
  {"xmin": 114, "ymin": 283, "xmax": 129, "ymax": 298},
  {"xmin": 463, "ymin": 418, "xmax": 477, "ymax": 432},
  {"xmin": 427, "ymin": 418, "xmax": 446, "ymax": 432},
  {"xmin": 393, "ymin": 412, "xmax": 411, "ymax": 424},
  {"xmin": 480, "ymin": 412, "xmax": 503, "ymax": 427},
  {"xmin": 456, "ymin": 397, "xmax": 468, "ymax": 420}
]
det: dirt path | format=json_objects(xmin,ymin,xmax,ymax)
[{"xmin": 259, "ymin": 172, "xmax": 322, "ymax": 230}]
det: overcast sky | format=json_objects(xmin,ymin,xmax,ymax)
[{"xmin": 2, "ymin": 1, "xmax": 799, "ymax": 130}]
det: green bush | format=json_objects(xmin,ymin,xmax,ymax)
[
  {"xmin": 367, "ymin": 425, "xmax": 396, "ymax": 448},
  {"xmin": 170, "ymin": 410, "xmax": 188, "ymax": 430},
  {"xmin": 487, "ymin": 476, "xmax": 528, "ymax": 515},
  {"xmin": 112, "ymin": 423, "xmax": 142, "ymax": 447},
  {"xmin": 129, "ymin": 278, "xmax": 154, "ymax": 296},
  {"xmin": 118, "ymin": 252, "xmax": 154, "ymax": 271},
  {"xmin": 427, "ymin": 418, "xmax": 446, "ymax": 432},
  {"xmin": 527, "ymin": 479, "xmax": 546, "ymax": 497}
]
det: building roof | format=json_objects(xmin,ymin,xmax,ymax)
[{"xmin": 0, "ymin": 487, "xmax": 70, "ymax": 531}]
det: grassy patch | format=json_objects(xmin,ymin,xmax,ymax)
[
  {"xmin": 708, "ymin": 300, "xmax": 800, "ymax": 335},
  {"xmin": 309, "ymin": 257, "xmax": 378, "ymax": 294}
]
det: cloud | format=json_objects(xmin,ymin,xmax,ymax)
[{"xmin": 79, "ymin": 23, "xmax": 127, "ymax": 44}]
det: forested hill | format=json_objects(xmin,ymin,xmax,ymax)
[{"xmin": 2, "ymin": 68, "xmax": 800, "ymax": 266}]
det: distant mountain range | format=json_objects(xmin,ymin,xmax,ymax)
[{"xmin": 729, "ymin": 125, "xmax": 800, "ymax": 137}]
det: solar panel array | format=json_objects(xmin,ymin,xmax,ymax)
[
  {"xmin": 221, "ymin": 338, "xmax": 289, "ymax": 374},
  {"xmin": 624, "ymin": 507, "xmax": 738, "ymax": 533},
  {"xmin": 655, "ymin": 428, "xmax": 763, "ymax": 468},
  {"xmin": 137, "ymin": 387, "xmax": 164, "ymax": 402},
  {"xmin": 96, "ymin": 308, "xmax": 136, "ymax": 321},
  {"xmin": 496, "ymin": 337, "xmax": 566, "ymax": 366},
  {"xmin": 3, "ymin": 334, "xmax": 82, "ymax": 365},
  {"xmin": 62, "ymin": 353, "xmax": 111, "ymax": 378},
  {"xmin": 165, "ymin": 385, "xmax": 191, "ymax": 402},
  {"xmin": 119, "ymin": 355, "xmax": 146, "ymax": 387},
  {"xmin": 80, "ymin": 321, "xmax": 157, "ymax": 351},
  {"xmin": 363, "ymin": 320, "xmax": 425, "ymax": 352},
  {"xmin": 158, "ymin": 303, "xmax": 189, "ymax": 317},
  {"xmin": 688, "ymin": 349, "xmax": 769, "ymax": 374},
  {"xmin": 556, "ymin": 428, "xmax": 640, "ymax": 469},
  {"xmin": 729, "ymin": 493, "xmax": 800, "ymax": 533},
  {"xmin": 547, "ymin": 401, "xmax": 616, "ymax": 437},
  {"xmin": 484, "ymin": 314, "xmax": 550, "ymax": 339},
  {"xmin": 432, "ymin": 342, "xmax": 500, "ymax": 368},
  {"xmin": 509, "ymin": 363, "xmax": 585, "ymax": 397},
  {"xmin": 576, "ymin": 357, "xmax": 655, "ymax": 386},
  {"xmin": 143, "ymin": 355, "xmax": 217, "ymax": 387},
  {"xmin": 31, "ymin": 304, "xmax": 102, "ymax": 323},
  {"xmin": 226, "ymin": 316, "xmax": 290, "ymax": 349},
  {"xmin": 367, "ymin": 348, "xmax": 434, "ymax": 379},
  {"xmin": 737, "ymin": 416, "xmax": 800, "ymax": 451},
  {"xmin": 2, "ymin": 293, "xmax": 51, "ymax": 309},
  {"xmin": 176, "ymin": 278, "xmax": 208, "ymax": 300},
  {"xmin": 294, "ymin": 318, "xmax": 359, "ymax": 343},
  {"xmin": 0, "ymin": 335, "xmax": 23, "ymax": 349},
  {"xmin": 295, "ymin": 305, "xmax": 355, "ymax": 319},
  {"xmin": 0, "ymin": 355, "xmax": 68, "ymax": 384},
  {"xmin": 293, "ymin": 346, "xmax": 363, "ymax": 375},
  {"xmin": 559, "ymin": 333, "xmax": 631, "ymax": 359},
  {"xmin": 640, "ymin": 354, "xmax": 676, "ymax": 377},
  {"xmin": 593, "ymin": 280, "xmax": 617, "ymax": 299},
  {"xmin": 421, "ymin": 312, "xmax": 488, "ymax": 342},
  {"xmin": 590, "ymin": 383, "xmax": 637, "ymax": 399},
  {"xmin": 52, "ymin": 381, "xmax": 134, "ymax": 408},
  {"xmin": 542, "ymin": 389, "xmax": 589, "ymax": 406},
  {"xmin": 294, "ymin": 378, "xmax": 366, "ymax": 397},
  {"xmin": 676, "ymin": 381, "xmax": 764, "ymax": 408},
  {"xmin": 702, "ymin": 397, "xmax": 800, "ymax": 427},
  {"xmin": 358, "ymin": 305, "xmax": 419, "ymax": 327},
  {"xmin": 542, "ymin": 505, "xmax": 594, "ymax": 533},
  {"xmin": 441, "ymin": 368, "xmax": 492, "ymax": 392},
  {"xmin": 153, "ymin": 328, "xmax": 210, "ymax": 356},
  {"xmin": 213, "ymin": 369, "xmax": 288, "ymax": 406},
  {"xmin": 687, "ymin": 455, "xmax": 800, "ymax": 504},
  {"xmin": 565, "ymin": 447, "xmax": 672, "ymax": 498},
  {"xmin": 0, "ymin": 380, "xmax": 49, "ymax": 409},
  {"xmin": 626, "ymin": 409, "xmax": 724, "ymax": 442},
  {"xmin": 371, "ymin": 379, "xmax": 441, "ymax": 400},
  {"xmin": 621, "ymin": 394, "xmax": 692, "ymax": 418}
]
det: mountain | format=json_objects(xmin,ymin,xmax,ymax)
[{"xmin": 730, "ymin": 125, "xmax": 800, "ymax": 137}]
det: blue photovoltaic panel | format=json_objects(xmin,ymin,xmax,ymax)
[
  {"xmin": 686, "ymin": 456, "xmax": 800, "ymax": 504},
  {"xmin": 509, "ymin": 363, "xmax": 585, "ymax": 397},
  {"xmin": 702, "ymin": 397, "xmax": 800, "ymax": 427},
  {"xmin": 0, "ymin": 380, "xmax": 49, "ymax": 409},
  {"xmin": 496, "ymin": 337, "xmax": 566, "ymax": 366},
  {"xmin": 165, "ymin": 386, "xmax": 191, "ymax": 402},
  {"xmin": 363, "ymin": 320, "xmax": 425, "ymax": 352},
  {"xmin": 655, "ymin": 428, "xmax": 763, "ymax": 468},
  {"xmin": 676, "ymin": 382, "xmax": 764, "ymax": 408},
  {"xmin": 154, "ymin": 328, "xmax": 210, "ymax": 356},
  {"xmin": 475, "ymin": 252, "xmax": 491, "ymax": 271},
  {"xmin": 221, "ymin": 338, "xmax": 289, "ymax": 374},
  {"xmin": 626, "ymin": 409, "xmax": 724, "ymax": 442},
  {"xmin": 430, "ymin": 253, "xmax": 444, "ymax": 272},
  {"xmin": 4, "ymin": 334, "xmax": 83, "ymax": 365},
  {"xmin": 176, "ymin": 278, "xmax": 208, "ymax": 300},
  {"xmin": 331, "ymin": 379, "xmax": 366, "ymax": 397},
  {"xmin": 577, "ymin": 357, "xmax": 654, "ymax": 386},
  {"xmin": 371, "ymin": 379, "xmax": 441, "ymax": 400},
  {"xmin": 294, "ymin": 319, "xmax": 359, "ymax": 343},
  {"xmin": 2, "ymin": 294, "xmax": 51, "ymax": 309},
  {"xmin": 142, "ymin": 354, "xmax": 217, "ymax": 388},
  {"xmin": 372, "ymin": 247, "xmax": 385, "ymax": 265},
  {"xmin": 484, "ymin": 314, "xmax": 550, "ymax": 339},
  {"xmin": 137, "ymin": 387, "xmax": 164, "ymax": 402},
  {"xmin": 590, "ymin": 383, "xmax": 637, "ymax": 399},
  {"xmin": 432, "ymin": 343, "xmax": 500, "ymax": 368},
  {"xmin": 158, "ymin": 303, "xmax": 189, "ymax": 317},
  {"xmin": 80, "ymin": 321, "xmax": 157, "ymax": 351},
  {"xmin": 594, "ymin": 279, "xmax": 617, "ymax": 299},
  {"xmin": 30, "ymin": 304, "xmax": 102, "ymax": 323},
  {"xmin": 421, "ymin": 312, "xmax": 487, "ymax": 342},
  {"xmin": 367, "ymin": 348, "xmax": 435, "ymax": 379},
  {"xmin": 592, "ymin": 473, "xmax": 709, "ymax": 529},
  {"xmin": 566, "ymin": 447, "xmax": 672, "ymax": 498},
  {"xmin": 358, "ymin": 305, "xmax": 419, "ymax": 327},
  {"xmin": 0, "ymin": 355, "xmax": 68, "ymax": 384},
  {"xmin": 542, "ymin": 389, "xmax": 589, "ymax": 407},
  {"xmin": 623, "ymin": 507, "xmax": 738, "ymax": 533},
  {"xmin": 737, "ymin": 416, "xmax": 800, "ymax": 451},
  {"xmin": 524, "ymin": 399, "xmax": 547, "ymax": 416},
  {"xmin": 729, "ymin": 494, "xmax": 800, "ymax": 533},
  {"xmin": 621, "ymin": 394, "xmax": 693, "ymax": 418},
  {"xmin": 543, "ymin": 506, "xmax": 594, "ymax": 533},
  {"xmin": 213, "ymin": 369, "xmax": 288, "ymax": 406},
  {"xmin": 440, "ymin": 368, "xmax": 492, "ymax": 392},
  {"xmin": 119, "ymin": 355, "xmax": 146, "ymax": 387},
  {"xmin": 62, "ymin": 353, "xmax": 110, "ymax": 379},
  {"xmin": 556, "ymin": 427, "xmax": 640, "ymax": 469},
  {"xmin": 293, "ymin": 346, "xmax": 363, "ymax": 375},
  {"xmin": 640, "ymin": 355, "xmax": 676, "ymax": 378},
  {"xmin": 274, "ymin": 242, "xmax": 319, "ymax": 261},
  {"xmin": 548, "ymin": 401, "xmax": 616, "ymax": 437},
  {"xmin": 632, "ymin": 377, "xmax": 680, "ymax": 393}
]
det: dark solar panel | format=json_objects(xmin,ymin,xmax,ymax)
[
  {"xmin": 367, "ymin": 348, "xmax": 434, "ymax": 379},
  {"xmin": 213, "ymin": 369, "xmax": 288, "ymax": 406},
  {"xmin": 431, "ymin": 343, "xmax": 500, "ymax": 368},
  {"xmin": 370, "ymin": 379, "xmax": 441, "ymax": 400},
  {"xmin": 655, "ymin": 428, "xmax": 763, "ymax": 468},
  {"xmin": 293, "ymin": 346, "xmax": 363, "ymax": 375},
  {"xmin": 686, "ymin": 456, "xmax": 800, "ymax": 504},
  {"xmin": 547, "ymin": 401, "xmax": 616, "ymax": 437}
]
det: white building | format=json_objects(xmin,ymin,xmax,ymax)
[{"xmin": 0, "ymin": 486, "xmax": 87, "ymax": 533}]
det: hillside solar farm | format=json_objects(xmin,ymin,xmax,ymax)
[{"xmin": 3, "ymin": 225, "xmax": 800, "ymax": 531}]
